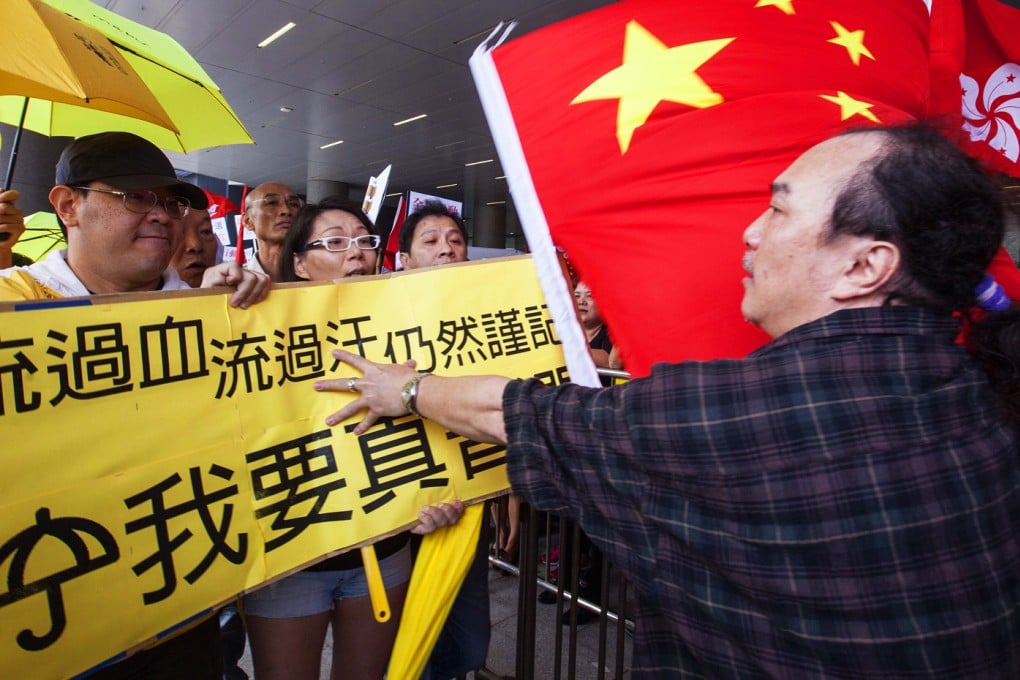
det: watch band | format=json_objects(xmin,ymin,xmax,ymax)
[{"xmin": 400, "ymin": 372, "xmax": 429, "ymax": 416}]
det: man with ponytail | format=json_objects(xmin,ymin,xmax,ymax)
[{"xmin": 319, "ymin": 125, "xmax": 1020, "ymax": 678}]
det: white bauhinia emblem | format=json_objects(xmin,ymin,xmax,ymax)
[{"xmin": 961, "ymin": 62, "xmax": 1020, "ymax": 163}]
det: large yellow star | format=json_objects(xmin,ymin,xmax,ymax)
[
  {"xmin": 571, "ymin": 21, "xmax": 733, "ymax": 154},
  {"xmin": 819, "ymin": 91, "xmax": 880, "ymax": 123},
  {"xmin": 754, "ymin": 0, "xmax": 795, "ymax": 15},
  {"xmin": 827, "ymin": 21, "xmax": 874, "ymax": 66}
]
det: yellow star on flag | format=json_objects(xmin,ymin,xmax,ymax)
[
  {"xmin": 571, "ymin": 20, "xmax": 733, "ymax": 154},
  {"xmin": 754, "ymin": 0, "xmax": 796, "ymax": 15},
  {"xmin": 819, "ymin": 91, "xmax": 880, "ymax": 123},
  {"xmin": 828, "ymin": 21, "xmax": 874, "ymax": 66}
]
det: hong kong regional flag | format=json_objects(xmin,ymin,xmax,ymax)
[{"xmin": 470, "ymin": 0, "xmax": 1018, "ymax": 380}]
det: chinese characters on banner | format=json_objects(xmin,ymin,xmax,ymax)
[{"xmin": 0, "ymin": 255, "xmax": 566, "ymax": 679}]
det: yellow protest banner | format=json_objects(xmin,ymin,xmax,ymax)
[{"xmin": 0, "ymin": 256, "xmax": 568, "ymax": 679}]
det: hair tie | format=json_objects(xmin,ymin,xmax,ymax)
[{"xmin": 975, "ymin": 274, "xmax": 1011, "ymax": 312}]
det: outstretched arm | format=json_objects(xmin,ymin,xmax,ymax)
[{"xmin": 315, "ymin": 349, "xmax": 510, "ymax": 444}]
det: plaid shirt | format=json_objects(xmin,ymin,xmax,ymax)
[{"xmin": 504, "ymin": 306, "xmax": 1020, "ymax": 678}]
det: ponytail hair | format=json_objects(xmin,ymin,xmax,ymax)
[{"xmin": 966, "ymin": 306, "xmax": 1020, "ymax": 429}]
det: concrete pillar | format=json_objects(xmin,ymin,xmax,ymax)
[
  {"xmin": 307, "ymin": 179, "xmax": 349, "ymax": 203},
  {"xmin": 472, "ymin": 202, "xmax": 507, "ymax": 248},
  {"xmin": 505, "ymin": 199, "xmax": 525, "ymax": 251}
]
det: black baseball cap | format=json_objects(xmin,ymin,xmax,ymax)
[{"xmin": 55, "ymin": 132, "xmax": 208, "ymax": 210}]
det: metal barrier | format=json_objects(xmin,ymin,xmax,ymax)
[{"xmin": 479, "ymin": 367, "xmax": 634, "ymax": 680}]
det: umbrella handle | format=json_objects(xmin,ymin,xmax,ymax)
[
  {"xmin": 3, "ymin": 97, "xmax": 30, "ymax": 196},
  {"xmin": 360, "ymin": 545, "xmax": 391, "ymax": 622},
  {"xmin": 1, "ymin": 97, "xmax": 29, "ymax": 242}
]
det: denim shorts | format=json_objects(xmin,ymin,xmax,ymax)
[{"xmin": 243, "ymin": 544, "xmax": 412, "ymax": 618}]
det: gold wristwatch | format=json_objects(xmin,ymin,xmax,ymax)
[{"xmin": 400, "ymin": 373, "xmax": 429, "ymax": 416}]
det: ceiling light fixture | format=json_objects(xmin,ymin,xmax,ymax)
[
  {"xmin": 279, "ymin": 106, "xmax": 293, "ymax": 113},
  {"xmin": 258, "ymin": 22, "xmax": 296, "ymax": 48},
  {"xmin": 434, "ymin": 140, "xmax": 465, "ymax": 150},
  {"xmin": 436, "ymin": 183, "xmax": 458, "ymax": 189},
  {"xmin": 319, "ymin": 140, "xmax": 344, "ymax": 149},
  {"xmin": 486, "ymin": 201, "xmax": 506, "ymax": 205},
  {"xmin": 465, "ymin": 159, "xmax": 493, "ymax": 167},
  {"xmin": 385, "ymin": 192, "xmax": 402, "ymax": 198},
  {"xmin": 494, "ymin": 175, "xmax": 506, "ymax": 180},
  {"xmin": 393, "ymin": 114, "xmax": 427, "ymax": 126}
]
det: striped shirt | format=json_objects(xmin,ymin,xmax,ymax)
[{"xmin": 504, "ymin": 306, "xmax": 1020, "ymax": 678}]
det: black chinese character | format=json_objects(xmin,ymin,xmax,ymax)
[
  {"xmin": 480, "ymin": 309, "xmax": 530, "ymax": 359},
  {"xmin": 435, "ymin": 316, "xmax": 487, "ymax": 369},
  {"xmin": 445, "ymin": 431, "xmax": 506, "ymax": 479},
  {"xmin": 0, "ymin": 508, "xmax": 119, "ymax": 650},
  {"xmin": 0, "ymin": 336, "xmax": 41, "ymax": 415},
  {"xmin": 124, "ymin": 465, "xmax": 247, "ymax": 604},
  {"xmin": 139, "ymin": 316, "xmax": 209, "ymax": 388},
  {"xmin": 274, "ymin": 325, "xmax": 325, "ymax": 385},
  {"xmin": 524, "ymin": 304, "xmax": 561, "ymax": 348},
  {"xmin": 247, "ymin": 431, "xmax": 350, "ymax": 551},
  {"xmin": 47, "ymin": 325, "xmax": 132, "ymax": 405},
  {"xmin": 346, "ymin": 417, "xmax": 448, "ymax": 512},
  {"xmin": 210, "ymin": 333, "xmax": 273, "ymax": 398},
  {"xmin": 383, "ymin": 326, "xmax": 437, "ymax": 372},
  {"xmin": 325, "ymin": 316, "xmax": 379, "ymax": 370}
]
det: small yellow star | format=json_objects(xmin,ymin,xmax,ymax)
[
  {"xmin": 828, "ymin": 21, "xmax": 874, "ymax": 66},
  {"xmin": 571, "ymin": 20, "xmax": 733, "ymax": 154},
  {"xmin": 819, "ymin": 91, "xmax": 880, "ymax": 123},
  {"xmin": 754, "ymin": 0, "xmax": 795, "ymax": 15}
]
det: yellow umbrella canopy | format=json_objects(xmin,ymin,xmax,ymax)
[
  {"xmin": 2, "ymin": 0, "xmax": 175, "ymax": 131},
  {"xmin": 387, "ymin": 503, "xmax": 485, "ymax": 679},
  {"xmin": 0, "ymin": 0, "xmax": 252, "ymax": 154},
  {"xmin": 16, "ymin": 212, "xmax": 65, "ymax": 263}
]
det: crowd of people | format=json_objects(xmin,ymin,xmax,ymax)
[
  {"xmin": 2, "ymin": 121, "xmax": 1019, "ymax": 679},
  {"xmin": 0, "ymin": 137, "xmax": 511, "ymax": 679}
]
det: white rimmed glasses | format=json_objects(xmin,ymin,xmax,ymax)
[{"xmin": 301, "ymin": 234, "xmax": 381, "ymax": 252}]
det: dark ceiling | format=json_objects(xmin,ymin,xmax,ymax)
[{"xmin": 99, "ymin": 0, "xmax": 614, "ymax": 211}]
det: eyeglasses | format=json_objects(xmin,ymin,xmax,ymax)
[
  {"xmin": 254, "ymin": 194, "xmax": 304, "ymax": 212},
  {"xmin": 301, "ymin": 234, "xmax": 381, "ymax": 252},
  {"xmin": 71, "ymin": 186, "xmax": 190, "ymax": 219}
]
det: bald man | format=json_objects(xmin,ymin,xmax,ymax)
[{"xmin": 243, "ymin": 182, "xmax": 303, "ymax": 281}]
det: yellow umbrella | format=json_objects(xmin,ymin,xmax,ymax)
[
  {"xmin": 387, "ymin": 503, "xmax": 484, "ymax": 679},
  {"xmin": 2, "ymin": 0, "xmax": 174, "ymax": 130},
  {"xmin": 2, "ymin": 0, "xmax": 179, "ymax": 189},
  {"xmin": 15, "ymin": 212, "xmax": 65, "ymax": 263},
  {"xmin": 0, "ymin": 0, "xmax": 252, "ymax": 156}
]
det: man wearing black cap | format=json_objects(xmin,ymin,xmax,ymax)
[
  {"xmin": 0, "ymin": 132, "xmax": 267, "ymax": 678},
  {"xmin": 0, "ymin": 131, "xmax": 267, "ymax": 306}
]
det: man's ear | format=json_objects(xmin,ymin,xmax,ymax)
[
  {"xmin": 49, "ymin": 186, "xmax": 78, "ymax": 228},
  {"xmin": 399, "ymin": 252, "xmax": 409, "ymax": 269},
  {"xmin": 832, "ymin": 239, "xmax": 900, "ymax": 301}
]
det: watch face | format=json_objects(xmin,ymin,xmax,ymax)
[{"xmin": 401, "ymin": 373, "xmax": 426, "ymax": 416}]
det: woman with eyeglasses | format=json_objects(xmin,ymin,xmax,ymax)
[
  {"xmin": 245, "ymin": 196, "xmax": 461, "ymax": 680},
  {"xmin": 278, "ymin": 196, "xmax": 381, "ymax": 282}
]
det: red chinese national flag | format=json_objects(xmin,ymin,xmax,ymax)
[
  {"xmin": 473, "ymin": 0, "xmax": 931, "ymax": 378},
  {"xmin": 471, "ymin": 0, "xmax": 1019, "ymax": 380}
]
